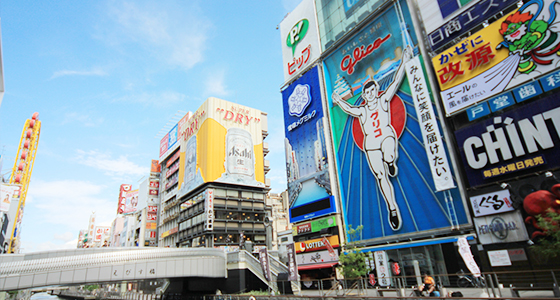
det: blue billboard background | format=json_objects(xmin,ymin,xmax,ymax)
[
  {"xmin": 323, "ymin": 0, "xmax": 469, "ymax": 241},
  {"xmin": 282, "ymin": 66, "xmax": 333, "ymax": 213}
]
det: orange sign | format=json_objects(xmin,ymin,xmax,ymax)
[{"xmin": 295, "ymin": 235, "xmax": 340, "ymax": 253}]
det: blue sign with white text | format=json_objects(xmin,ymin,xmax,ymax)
[
  {"xmin": 488, "ymin": 92, "xmax": 515, "ymax": 112},
  {"xmin": 539, "ymin": 69, "xmax": 560, "ymax": 92},
  {"xmin": 512, "ymin": 81, "xmax": 543, "ymax": 102},
  {"xmin": 467, "ymin": 102, "xmax": 490, "ymax": 121}
]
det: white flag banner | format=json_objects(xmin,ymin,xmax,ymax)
[
  {"xmin": 405, "ymin": 56, "xmax": 455, "ymax": 191},
  {"xmin": 457, "ymin": 237, "xmax": 481, "ymax": 277}
]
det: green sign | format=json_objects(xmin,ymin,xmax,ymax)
[
  {"xmin": 286, "ymin": 19, "xmax": 309, "ymax": 56},
  {"xmin": 311, "ymin": 216, "xmax": 337, "ymax": 232}
]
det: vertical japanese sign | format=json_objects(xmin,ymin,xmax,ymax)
[
  {"xmin": 323, "ymin": 0, "xmax": 468, "ymax": 241},
  {"xmin": 280, "ymin": 0, "xmax": 321, "ymax": 82},
  {"xmin": 457, "ymin": 237, "xmax": 481, "ymax": 277},
  {"xmin": 117, "ymin": 184, "xmax": 131, "ymax": 214},
  {"xmin": 374, "ymin": 251, "xmax": 391, "ymax": 286},
  {"xmin": 259, "ymin": 247, "xmax": 272, "ymax": 282},
  {"xmin": 205, "ymin": 189, "xmax": 214, "ymax": 231},
  {"xmin": 432, "ymin": 0, "xmax": 560, "ymax": 115},
  {"xmin": 405, "ymin": 56, "xmax": 455, "ymax": 191},
  {"xmin": 287, "ymin": 243, "xmax": 298, "ymax": 281}
]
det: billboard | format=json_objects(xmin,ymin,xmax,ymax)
[
  {"xmin": 94, "ymin": 226, "xmax": 111, "ymax": 242},
  {"xmin": 177, "ymin": 97, "xmax": 265, "ymax": 197},
  {"xmin": 282, "ymin": 66, "xmax": 334, "ymax": 216},
  {"xmin": 150, "ymin": 159, "xmax": 161, "ymax": 173},
  {"xmin": 454, "ymin": 95, "xmax": 560, "ymax": 187},
  {"xmin": 122, "ymin": 189, "xmax": 139, "ymax": 215},
  {"xmin": 0, "ymin": 184, "xmax": 20, "ymax": 212},
  {"xmin": 432, "ymin": 0, "xmax": 560, "ymax": 115},
  {"xmin": 159, "ymin": 112, "xmax": 193, "ymax": 161},
  {"xmin": 417, "ymin": 0, "xmax": 519, "ymax": 51},
  {"xmin": 473, "ymin": 210, "xmax": 529, "ymax": 244},
  {"xmin": 323, "ymin": 0, "xmax": 469, "ymax": 241},
  {"xmin": 280, "ymin": 0, "xmax": 321, "ymax": 83},
  {"xmin": 117, "ymin": 184, "xmax": 132, "ymax": 214}
]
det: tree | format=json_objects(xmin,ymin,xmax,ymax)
[
  {"xmin": 338, "ymin": 225, "xmax": 367, "ymax": 279},
  {"xmin": 529, "ymin": 211, "xmax": 560, "ymax": 260}
]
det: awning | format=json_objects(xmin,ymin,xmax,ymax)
[
  {"xmin": 358, "ymin": 234, "xmax": 476, "ymax": 253},
  {"xmin": 298, "ymin": 262, "xmax": 338, "ymax": 270}
]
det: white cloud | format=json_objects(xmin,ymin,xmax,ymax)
[
  {"xmin": 22, "ymin": 179, "xmax": 117, "ymax": 252},
  {"xmin": 204, "ymin": 69, "xmax": 230, "ymax": 97},
  {"xmin": 51, "ymin": 67, "xmax": 108, "ymax": 79},
  {"xmin": 104, "ymin": 1, "xmax": 210, "ymax": 70},
  {"xmin": 75, "ymin": 150, "xmax": 149, "ymax": 177}
]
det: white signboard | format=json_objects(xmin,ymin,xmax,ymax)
[
  {"xmin": 457, "ymin": 237, "xmax": 481, "ymax": 277},
  {"xmin": 406, "ymin": 56, "xmax": 455, "ymax": 191},
  {"xmin": 488, "ymin": 250, "xmax": 512, "ymax": 266},
  {"xmin": 469, "ymin": 189, "xmax": 514, "ymax": 217},
  {"xmin": 205, "ymin": 189, "xmax": 214, "ymax": 231},
  {"xmin": 296, "ymin": 249, "xmax": 339, "ymax": 266},
  {"xmin": 374, "ymin": 251, "xmax": 391, "ymax": 287},
  {"xmin": 0, "ymin": 184, "xmax": 20, "ymax": 212},
  {"xmin": 280, "ymin": 0, "xmax": 321, "ymax": 83},
  {"xmin": 474, "ymin": 210, "xmax": 529, "ymax": 244}
]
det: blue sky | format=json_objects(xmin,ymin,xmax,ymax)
[{"xmin": 0, "ymin": 0, "xmax": 299, "ymax": 253}]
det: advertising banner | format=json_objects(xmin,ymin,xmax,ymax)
[
  {"xmin": 295, "ymin": 235, "xmax": 340, "ymax": 253},
  {"xmin": 457, "ymin": 237, "xmax": 481, "ymax": 277},
  {"xmin": 280, "ymin": 0, "xmax": 321, "ymax": 83},
  {"xmin": 259, "ymin": 247, "xmax": 272, "ymax": 282},
  {"xmin": 117, "ymin": 184, "xmax": 132, "ymax": 214},
  {"xmin": 205, "ymin": 189, "xmax": 214, "ymax": 231},
  {"xmin": 433, "ymin": 0, "xmax": 560, "ymax": 115},
  {"xmin": 296, "ymin": 249, "xmax": 339, "ymax": 267},
  {"xmin": 474, "ymin": 210, "xmax": 529, "ymax": 244},
  {"xmin": 122, "ymin": 189, "xmax": 139, "ymax": 215},
  {"xmin": 418, "ymin": 0, "xmax": 519, "ymax": 51},
  {"xmin": 0, "ymin": 184, "xmax": 20, "ymax": 212},
  {"xmin": 292, "ymin": 215, "xmax": 337, "ymax": 236},
  {"xmin": 94, "ymin": 226, "xmax": 110, "ymax": 242},
  {"xmin": 282, "ymin": 66, "xmax": 333, "ymax": 213},
  {"xmin": 287, "ymin": 243, "xmax": 298, "ymax": 281},
  {"xmin": 454, "ymin": 95, "xmax": 560, "ymax": 187},
  {"xmin": 150, "ymin": 159, "xmax": 161, "ymax": 173},
  {"xmin": 374, "ymin": 251, "xmax": 391, "ymax": 286},
  {"xmin": 469, "ymin": 189, "xmax": 514, "ymax": 217},
  {"xmin": 177, "ymin": 97, "xmax": 265, "ymax": 198},
  {"xmin": 323, "ymin": 0, "xmax": 468, "ymax": 241}
]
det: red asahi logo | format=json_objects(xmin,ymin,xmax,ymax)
[{"xmin": 340, "ymin": 34, "xmax": 391, "ymax": 75}]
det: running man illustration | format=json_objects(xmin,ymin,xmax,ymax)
[{"xmin": 332, "ymin": 46, "xmax": 412, "ymax": 231}]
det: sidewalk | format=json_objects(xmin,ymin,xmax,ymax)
[{"xmin": 298, "ymin": 286, "xmax": 558, "ymax": 298}]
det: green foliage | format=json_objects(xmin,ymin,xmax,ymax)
[
  {"xmin": 84, "ymin": 284, "xmax": 99, "ymax": 291},
  {"xmin": 530, "ymin": 212, "xmax": 560, "ymax": 259},
  {"xmin": 338, "ymin": 225, "xmax": 367, "ymax": 279}
]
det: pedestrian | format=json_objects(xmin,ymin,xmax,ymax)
[{"xmin": 418, "ymin": 272, "xmax": 436, "ymax": 295}]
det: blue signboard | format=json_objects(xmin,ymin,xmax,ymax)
[
  {"xmin": 323, "ymin": 0, "xmax": 468, "ymax": 242},
  {"xmin": 282, "ymin": 66, "xmax": 334, "ymax": 219},
  {"xmin": 539, "ymin": 69, "xmax": 560, "ymax": 92},
  {"xmin": 455, "ymin": 95, "xmax": 560, "ymax": 187},
  {"xmin": 512, "ymin": 81, "xmax": 543, "ymax": 103},
  {"xmin": 428, "ymin": 0, "xmax": 519, "ymax": 51},
  {"xmin": 488, "ymin": 92, "xmax": 515, "ymax": 112},
  {"xmin": 467, "ymin": 102, "xmax": 490, "ymax": 121}
]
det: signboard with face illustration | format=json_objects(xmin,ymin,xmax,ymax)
[
  {"xmin": 282, "ymin": 66, "xmax": 335, "ymax": 221},
  {"xmin": 432, "ymin": 0, "xmax": 560, "ymax": 115},
  {"xmin": 322, "ymin": 0, "xmax": 469, "ymax": 242}
]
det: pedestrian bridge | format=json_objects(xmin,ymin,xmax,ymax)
[{"xmin": 0, "ymin": 247, "xmax": 290, "ymax": 292}]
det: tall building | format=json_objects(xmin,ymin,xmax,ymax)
[{"xmin": 158, "ymin": 98, "xmax": 271, "ymax": 250}]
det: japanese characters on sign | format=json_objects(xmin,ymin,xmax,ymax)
[
  {"xmin": 469, "ymin": 189, "xmax": 514, "ymax": 217},
  {"xmin": 259, "ymin": 248, "xmax": 272, "ymax": 282},
  {"xmin": 433, "ymin": 0, "xmax": 560, "ymax": 115},
  {"xmin": 374, "ymin": 251, "xmax": 391, "ymax": 287},
  {"xmin": 419, "ymin": 0, "xmax": 519, "ymax": 51},
  {"xmin": 405, "ymin": 56, "xmax": 455, "ymax": 191},
  {"xmin": 287, "ymin": 243, "xmax": 298, "ymax": 281},
  {"xmin": 205, "ymin": 189, "xmax": 214, "ymax": 231},
  {"xmin": 454, "ymin": 95, "xmax": 560, "ymax": 187}
]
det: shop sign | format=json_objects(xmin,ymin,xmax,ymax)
[
  {"xmin": 433, "ymin": 0, "xmax": 560, "ymax": 115},
  {"xmin": 508, "ymin": 248, "xmax": 528, "ymax": 261},
  {"xmin": 287, "ymin": 243, "xmax": 298, "ymax": 281},
  {"xmin": 279, "ymin": 0, "xmax": 321, "ymax": 82},
  {"xmin": 292, "ymin": 215, "xmax": 337, "ymax": 236},
  {"xmin": 539, "ymin": 68, "xmax": 560, "ymax": 92},
  {"xmin": 166, "ymin": 162, "xmax": 180, "ymax": 178},
  {"xmin": 205, "ymin": 189, "xmax": 214, "ymax": 231},
  {"xmin": 149, "ymin": 189, "xmax": 159, "ymax": 196},
  {"xmin": 374, "ymin": 251, "xmax": 391, "ymax": 287},
  {"xmin": 474, "ymin": 210, "xmax": 529, "ymax": 244},
  {"xmin": 469, "ymin": 189, "xmax": 514, "ymax": 217},
  {"xmin": 511, "ymin": 81, "xmax": 543, "ymax": 103},
  {"xmin": 296, "ymin": 249, "xmax": 339, "ymax": 266},
  {"xmin": 166, "ymin": 150, "xmax": 181, "ymax": 168},
  {"xmin": 419, "ymin": 0, "xmax": 519, "ymax": 51},
  {"xmin": 454, "ymin": 96, "xmax": 560, "ymax": 187},
  {"xmin": 149, "ymin": 181, "xmax": 159, "ymax": 189},
  {"xmin": 488, "ymin": 92, "xmax": 515, "ymax": 113},
  {"xmin": 295, "ymin": 235, "xmax": 340, "ymax": 253},
  {"xmin": 259, "ymin": 248, "xmax": 272, "ymax": 281},
  {"xmin": 488, "ymin": 250, "xmax": 512, "ymax": 266},
  {"xmin": 148, "ymin": 206, "xmax": 158, "ymax": 213},
  {"xmin": 147, "ymin": 214, "xmax": 157, "ymax": 221},
  {"xmin": 466, "ymin": 102, "xmax": 491, "ymax": 121},
  {"xmin": 457, "ymin": 237, "xmax": 481, "ymax": 276}
]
